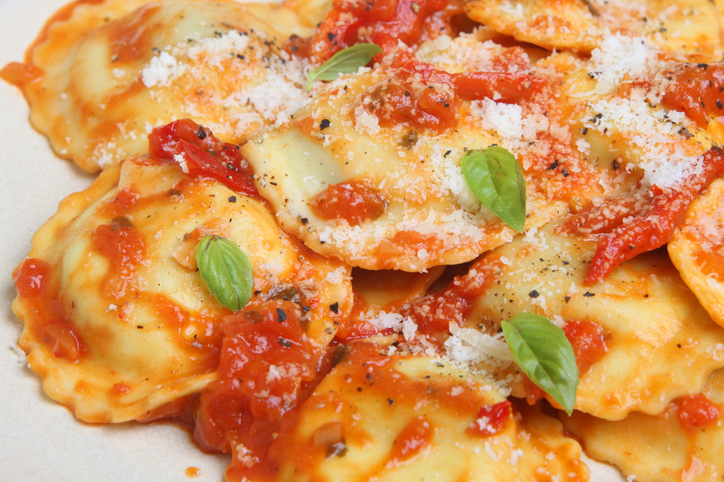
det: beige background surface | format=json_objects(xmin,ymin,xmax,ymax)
[{"xmin": 0, "ymin": 0, "xmax": 623, "ymax": 480}]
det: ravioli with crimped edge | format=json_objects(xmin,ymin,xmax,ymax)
[
  {"xmin": 0, "ymin": 0, "xmax": 312, "ymax": 172},
  {"xmin": 242, "ymin": 37, "xmax": 590, "ymax": 272},
  {"xmin": 562, "ymin": 367, "xmax": 724, "ymax": 482},
  {"xmin": 410, "ymin": 220, "xmax": 724, "ymax": 420},
  {"xmin": 12, "ymin": 119, "xmax": 352, "ymax": 423},
  {"xmin": 254, "ymin": 343, "xmax": 589, "ymax": 482},
  {"xmin": 465, "ymin": 0, "xmax": 722, "ymax": 57}
]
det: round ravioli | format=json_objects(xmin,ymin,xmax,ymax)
[
  {"xmin": 465, "ymin": 0, "xmax": 722, "ymax": 57},
  {"xmin": 3, "ymin": 0, "xmax": 311, "ymax": 172},
  {"xmin": 562, "ymin": 368, "xmax": 724, "ymax": 482},
  {"xmin": 12, "ymin": 156, "xmax": 352, "ymax": 423},
  {"xmin": 242, "ymin": 41, "xmax": 596, "ymax": 271},
  {"xmin": 266, "ymin": 343, "xmax": 589, "ymax": 482},
  {"xmin": 459, "ymin": 221, "xmax": 724, "ymax": 420},
  {"xmin": 670, "ymin": 178, "xmax": 724, "ymax": 328}
]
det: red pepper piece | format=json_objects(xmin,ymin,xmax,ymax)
[{"xmin": 585, "ymin": 147, "xmax": 724, "ymax": 285}]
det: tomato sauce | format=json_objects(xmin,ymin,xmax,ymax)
[
  {"xmin": 524, "ymin": 320, "xmax": 607, "ymax": 405},
  {"xmin": 309, "ymin": 181, "xmax": 387, "ymax": 226},
  {"xmin": 107, "ymin": 4, "xmax": 161, "ymax": 63},
  {"xmin": 563, "ymin": 320, "xmax": 607, "ymax": 375},
  {"xmin": 661, "ymin": 63, "xmax": 724, "ymax": 128},
  {"xmin": 0, "ymin": 62, "xmax": 43, "ymax": 93},
  {"xmin": 149, "ymin": 119, "xmax": 257, "ymax": 197},
  {"xmin": 678, "ymin": 394, "xmax": 722, "ymax": 430},
  {"xmin": 307, "ymin": 0, "xmax": 462, "ymax": 64},
  {"xmin": 91, "ymin": 217, "xmax": 147, "ymax": 299},
  {"xmin": 193, "ymin": 301, "xmax": 326, "ymax": 479},
  {"xmin": 387, "ymin": 416, "xmax": 432, "ymax": 466},
  {"xmin": 466, "ymin": 401, "xmax": 512, "ymax": 437},
  {"xmin": 358, "ymin": 49, "xmax": 546, "ymax": 135},
  {"xmin": 13, "ymin": 258, "xmax": 87, "ymax": 361},
  {"xmin": 585, "ymin": 147, "xmax": 724, "ymax": 284},
  {"xmin": 359, "ymin": 78, "xmax": 459, "ymax": 134}
]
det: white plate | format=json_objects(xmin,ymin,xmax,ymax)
[{"xmin": 0, "ymin": 0, "xmax": 623, "ymax": 480}]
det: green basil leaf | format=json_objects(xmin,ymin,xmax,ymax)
[
  {"xmin": 461, "ymin": 146, "xmax": 526, "ymax": 232},
  {"xmin": 306, "ymin": 43, "xmax": 383, "ymax": 90},
  {"xmin": 501, "ymin": 313, "xmax": 578, "ymax": 415},
  {"xmin": 196, "ymin": 235, "xmax": 253, "ymax": 311}
]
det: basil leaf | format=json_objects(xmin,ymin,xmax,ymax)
[
  {"xmin": 306, "ymin": 43, "xmax": 383, "ymax": 90},
  {"xmin": 196, "ymin": 235, "xmax": 253, "ymax": 311},
  {"xmin": 461, "ymin": 146, "xmax": 526, "ymax": 232},
  {"xmin": 501, "ymin": 313, "xmax": 578, "ymax": 415}
]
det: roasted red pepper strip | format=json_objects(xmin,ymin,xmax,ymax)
[
  {"xmin": 308, "ymin": 0, "xmax": 455, "ymax": 64},
  {"xmin": 148, "ymin": 119, "xmax": 257, "ymax": 197},
  {"xmin": 585, "ymin": 147, "xmax": 724, "ymax": 285}
]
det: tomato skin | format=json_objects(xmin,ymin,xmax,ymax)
[
  {"xmin": 309, "ymin": 181, "xmax": 386, "ymax": 225},
  {"xmin": 585, "ymin": 147, "xmax": 724, "ymax": 284},
  {"xmin": 678, "ymin": 394, "xmax": 722, "ymax": 430},
  {"xmin": 148, "ymin": 119, "xmax": 257, "ymax": 197}
]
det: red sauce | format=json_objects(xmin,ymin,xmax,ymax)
[
  {"xmin": 110, "ymin": 383, "xmax": 132, "ymax": 397},
  {"xmin": 13, "ymin": 258, "xmax": 87, "ymax": 361},
  {"xmin": 563, "ymin": 320, "xmax": 607, "ymax": 374},
  {"xmin": 359, "ymin": 49, "xmax": 546, "ymax": 135},
  {"xmin": 678, "ymin": 394, "xmax": 722, "ymax": 430},
  {"xmin": 402, "ymin": 254, "xmax": 500, "ymax": 337},
  {"xmin": 193, "ymin": 301, "xmax": 325, "ymax": 479},
  {"xmin": 386, "ymin": 416, "xmax": 432, "ymax": 466},
  {"xmin": 91, "ymin": 217, "xmax": 147, "ymax": 299},
  {"xmin": 307, "ymin": 0, "xmax": 461, "ymax": 64},
  {"xmin": 107, "ymin": 4, "xmax": 161, "ymax": 63},
  {"xmin": 661, "ymin": 63, "xmax": 724, "ymax": 128},
  {"xmin": 390, "ymin": 49, "xmax": 547, "ymax": 105},
  {"xmin": 359, "ymin": 78, "xmax": 459, "ymax": 134},
  {"xmin": 100, "ymin": 188, "xmax": 139, "ymax": 218},
  {"xmin": 466, "ymin": 401, "xmax": 512, "ymax": 437},
  {"xmin": 524, "ymin": 320, "xmax": 607, "ymax": 405},
  {"xmin": 0, "ymin": 62, "xmax": 43, "ymax": 92},
  {"xmin": 149, "ymin": 119, "xmax": 257, "ymax": 197},
  {"xmin": 150, "ymin": 294, "xmax": 223, "ymax": 371},
  {"xmin": 309, "ymin": 181, "xmax": 387, "ymax": 226},
  {"xmin": 585, "ymin": 147, "xmax": 724, "ymax": 284}
]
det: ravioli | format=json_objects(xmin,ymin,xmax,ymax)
[
  {"xmin": 454, "ymin": 221, "xmax": 724, "ymax": 420},
  {"xmin": 268, "ymin": 343, "xmax": 589, "ymax": 482},
  {"xmin": 12, "ymin": 153, "xmax": 352, "ymax": 423},
  {"xmin": 670, "ymin": 178, "xmax": 724, "ymax": 327},
  {"xmin": 242, "ymin": 37, "xmax": 600, "ymax": 271},
  {"xmin": 562, "ymin": 368, "xmax": 724, "ymax": 482},
  {"xmin": 465, "ymin": 0, "xmax": 722, "ymax": 58},
  {"xmin": 2, "ymin": 0, "xmax": 311, "ymax": 172}
]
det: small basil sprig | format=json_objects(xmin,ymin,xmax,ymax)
[
  {"xmin": 196, "ymin": 235, "xmax": 253, "ymax": 311},
  {"xmin": 501, "ymin": 313, "xmax": 578, "ymax": 415},
  {"xmin": 461, "ymin": 146, "xmax": 526, "ymax": 232},
  {"xmin": 306, "ymin": 43, "xmax": 383, "ymax": 90}
]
